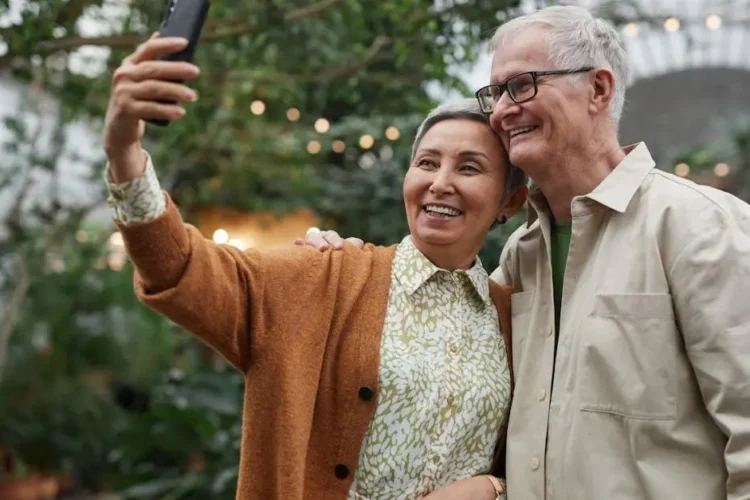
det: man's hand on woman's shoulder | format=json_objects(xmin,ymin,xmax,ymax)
[{"xmin": 293, "ymin": 227, "xmax": 364, "ymax": 251}]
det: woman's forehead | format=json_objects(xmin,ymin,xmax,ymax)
[{"xmin": 416, "ymin": 120, "xmax": 505, "ymax": 161}]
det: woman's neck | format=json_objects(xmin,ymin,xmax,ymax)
[{"xmin": 412, "ymin": 239, "xmax": 477, "ymax": 271}]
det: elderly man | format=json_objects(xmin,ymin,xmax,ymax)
[
  {"xmin": 302, "ymin": 5, "xmax": 750, "ymax": 499},
  {"xmin": 475, "ymin": 5, "xmax": 750, "ymax": 500}
]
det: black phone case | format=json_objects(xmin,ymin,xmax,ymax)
[{"xmin": 147, "ymin": 0, "xmax": 211, "ymax": 127}]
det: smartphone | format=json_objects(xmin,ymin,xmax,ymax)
[{"xmin": 147, "ymin": 0, "xmax": 211, "ymax": 127}]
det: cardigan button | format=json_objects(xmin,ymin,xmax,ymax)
[
  {"xmin": 358, "ymin": 386, "xmax": 374, "ymax": 401},
  {"xmin": 334, "ymin": 464, "xmax": 350, "ymax": 479}
]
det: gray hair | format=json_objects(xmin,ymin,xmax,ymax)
[
  {"xmin": 410, "ymin": 98, "xmax": 528, "ymax": 198},
  {"xmin": 490, "ymin": 5, "xmax": 630, "ymax": 124}
]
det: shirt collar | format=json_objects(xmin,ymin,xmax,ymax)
[
  {"xmin": 394, "ymin": 236, "xmax": 490, "ymax": 304},
  {"xmin": 526, "ymin": 142, "xmax": 656, "ymax": 225}
]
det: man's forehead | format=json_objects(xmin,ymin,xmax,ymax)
[{"xmin": 489, "ymin": 26, "xmax": 550, "ymax": 83}]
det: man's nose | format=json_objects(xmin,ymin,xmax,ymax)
[{"xmin": 489, "ymin": 92, "xmax": 520, "ymax": 134}]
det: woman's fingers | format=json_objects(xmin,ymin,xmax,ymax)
[
  {"xmin": 113, "ymin": 60, "xmax": 200, "ymax": 86},
  {"xmin": 130, "ymin": 36, "xmax": 189, "ymax": 64},
  {"xmin": 126, "ymin": 79, "xmax": 198, "ymax": 103}
]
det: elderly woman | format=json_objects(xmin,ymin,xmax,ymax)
[{"xmin": 103, "ymin": 36, "xmax": 527, "ymax": 500}]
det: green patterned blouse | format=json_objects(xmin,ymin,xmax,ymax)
[{"xmin": 349, "ymin": 236, "xmax": 511, "ymax": 499}]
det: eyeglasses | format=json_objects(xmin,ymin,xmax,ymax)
[{"xmin": 475, "ymin": 67, "xmax": 595, "ymax": 113}]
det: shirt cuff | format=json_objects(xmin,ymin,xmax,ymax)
[{"xmin": 106, "ymin": 151, "xmax": 167, "ymax": 225}]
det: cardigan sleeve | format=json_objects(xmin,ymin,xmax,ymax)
[{"xmin": 116, "ymin": 193, "xmax": 344, "ymax": 373}]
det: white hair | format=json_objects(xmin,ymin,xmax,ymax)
[{"xmin": 489, "ymin": 5, "xmax": 630, "ymax": 124}]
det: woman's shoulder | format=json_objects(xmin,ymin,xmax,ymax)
[{"xmin": 254, "ymin": 242, "xmax": 397, "ymax": 285}]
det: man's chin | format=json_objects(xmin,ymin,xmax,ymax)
[{"xmin": 509, "ymin": 145, "xmax": 542, "ymax": 171}]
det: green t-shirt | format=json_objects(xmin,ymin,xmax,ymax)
[{"xmin": 551, "ymin": 222, "xmax": 572, "ymax": 341}]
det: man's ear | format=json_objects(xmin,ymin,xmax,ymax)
[
  {"xmin": 590, "ymin": 67, "xmax": 616, "ymax": 115},
  {"xmin": 498, "ymin": 185, "xmax": 528, "ymax": 223}
]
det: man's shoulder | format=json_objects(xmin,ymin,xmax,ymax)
[
  {"xmin": 642, "ymin": 169, "xmax": 750, "ymax": 226},
  {"xmin": 502, "ymin": 218, "xmax": 542, "ymax": 254}
]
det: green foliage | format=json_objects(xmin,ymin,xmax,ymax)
[
  {"xmin": 0, "ymin": 0, "xmax": 524, "ymax": 496},
  {"xmin": 671, "ymin": 123, "xmax": 750, "ymax": 202}
]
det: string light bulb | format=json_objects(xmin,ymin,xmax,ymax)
[
  {"xmin": 359, "ymin": 135, "xmax": 374, "ymax": 149},
  {"xmin": 307, "ymin": 140, "xmax": 322, "ymax": 154},
  {"xmin": 286, "ymin": 108, "xmax": 300, "ymax": 121},
  {"xmin": 706, "ymin": 14, "xmax": 722, "ymax": 31},
  {"xmin": 332, "ymin": 140, "xmax": 346, "ymax": 153},
  {"xmin": 314, "ymin": 118, "xmax": 330, "ymax": 133},
  {"xmin": 385, "ymin": 126, "xmax": 400, "ymax": 141},
  {"xmin": 623, "ymin": 23, "xmax": 639, "ymax": 37},
  {"xmin": 714, "ymin": 163, "xmax": 730, "ymax": 177},
  {"xmin": 250, "ymin": 100, "xmax": 266, "ymax": 115},
  {"xmin": 213, "ymin": 229, "xmax": 229, "ymax": 244},
  {"xmin": 664, "ymin": 17, "xmax": 680, "ymax": 33},
  {"xmin": 674, "ymin": 163, "xmax": 690, "ymax": 177}
]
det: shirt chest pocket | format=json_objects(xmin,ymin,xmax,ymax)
[{"xmin": 580, "ymin": 293, "xmax": 679, "ymax": 420}]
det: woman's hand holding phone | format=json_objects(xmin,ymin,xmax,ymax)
[{"xmin": 103, "ymin": 35, "xmax": 200, "ymax": 183}]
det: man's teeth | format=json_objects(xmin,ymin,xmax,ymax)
[
  {"xmin": 510, "ymin": 126, "xmax": 537, "ymax": 138},
  {"xmin": 425, "ymin": 205, "xmax": 461, "ymax": 216}
]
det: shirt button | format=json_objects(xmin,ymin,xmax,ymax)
[
  {"xmin": 358, "ymin": 386, "xmax": 374, "ymax": 401},
  {"xmin": 450, "ymin": 344, "xmax": 459, "ymax": 354},
  {"xmin": 530, "ymin": 457, "xmax": 540, "ymax": 470},
  {"xmin": 432, "ymin": 454, "xmax": 440, "ymax": 464},
  {"xmin": 538, "ymin": 389, "xmax": 546, "ymax": 401},
  {"xmin": 450, "ymin": 296, "xmax": 457, "ymax": 303},
  {"xmin": 334, "ymin": 464, "xmax": 350, "ymax": 479},
  {"xmin": 447, "ymin": 395, "xmax": 455, "ymax": 406}
]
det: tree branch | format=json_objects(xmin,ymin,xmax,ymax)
[
  {"xmin": 309, "ymin": 35, "xmax": 391, "ymax": 81},
  {"xmin": 285, "ymin": 0, "xmax": 348, "ymax": 21},
  {"xmin": 0, "ymin": 256, "xmax": 30, "ymax": 384},
  {"xmin": 25, "ymin": 0, "xmax": 349, "ymax": 59},
  {"xmin": 207, "ymin": 35, "xmax": 391, "ymax": 85}
]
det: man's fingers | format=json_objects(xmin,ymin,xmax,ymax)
[
  {"xmin": 322, "ymin": 230, "xmax": 345, "ymax": 249},
  {"xmin": 303, "ymin": 228, "xmax": 329, "ymax": 251},
  {"xmin": 302, "ymin": 228, "xmax": 359, "ymax": 251},
  {"xmin": 345, "ymin": 237, "xmax": 365, "ymax": 248}
]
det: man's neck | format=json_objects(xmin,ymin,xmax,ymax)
[{"xmin": 533, "ymin": 138, "xmax": 625, "ymax": 223}]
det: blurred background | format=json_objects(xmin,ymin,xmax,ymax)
[{"xmin": 0, "ymin": 0, "xmax": 748, "ymax": 498}]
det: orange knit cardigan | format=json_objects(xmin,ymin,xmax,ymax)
[{"xmin": 117, "ymin": 195, "xmax": 513, "ymax": 499}]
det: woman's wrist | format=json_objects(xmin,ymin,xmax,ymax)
[{"xmin": 484, "ymin": 475, "xmax": 506, "ymax": 499}]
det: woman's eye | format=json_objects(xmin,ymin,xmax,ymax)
[
  {"xmin": 417, "ymin": 159, "xmax": 437, "ymax": 169},
  {"xmin": 460, "ymin": 164, "xmax": 480, "ymax": 173}
]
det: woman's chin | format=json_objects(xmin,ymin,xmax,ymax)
[{"xmin": 413, "ymin": 228, "xmax": 459, "ymax": 247}]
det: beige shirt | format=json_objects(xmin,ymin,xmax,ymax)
[{"xmin": 491, "ymin": 143, "xmax": 750, "ymax": 500}]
